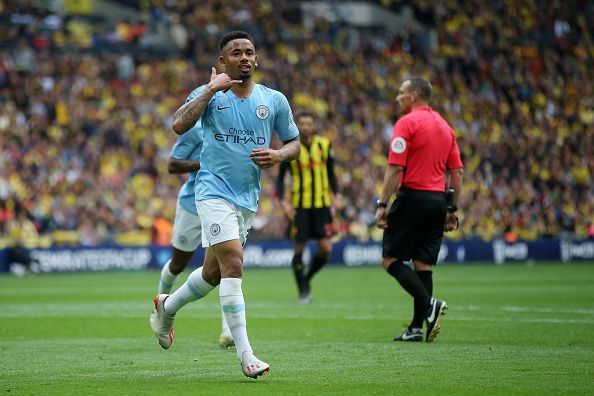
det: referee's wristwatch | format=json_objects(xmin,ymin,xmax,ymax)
[
  {"xmin": 448, "ymin": 204, "xmax": 458, "ymax": 213},
  {"xmin": 376, "ymin": 200, "xmax": 388, "ymax": 209}
]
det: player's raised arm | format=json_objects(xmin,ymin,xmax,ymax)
[{"xmin": 172, "ymin": 67, "xmax": 242, "ymax": 135}]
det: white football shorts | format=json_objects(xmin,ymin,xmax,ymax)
[
  {"xmin": 196, "ymin": 198, "xmax": 255, "ymax": 247},
  {"xmin": 171, "ymin": 204, "xmax": 202, "ymax": 252}
]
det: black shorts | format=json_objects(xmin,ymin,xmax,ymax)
[
  {"xmin": 382, "ymin": 189, "xmax": 447, "ymax": 264},
  {"xmin": 290, "ymin": 207, "xmax": 334, "ymax": 241}
]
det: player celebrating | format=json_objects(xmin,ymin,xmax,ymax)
[
  {"xmin": 149, "ymin": 121, "xmax": 233, "ymax": 349},
  {"xmin": 152, "ymin": 31, "xmax": 300, "ymax": 379}
]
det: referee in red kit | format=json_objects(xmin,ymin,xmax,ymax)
[{"xmin": 375, "ymin": 76, "xmax": 463, "ymax": 343}]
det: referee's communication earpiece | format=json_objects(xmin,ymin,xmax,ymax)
[{"xmin": 255, "ymin": 63, "xmax": 259, "ymax": 67}]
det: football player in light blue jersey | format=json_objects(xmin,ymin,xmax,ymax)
[
  {"xmin": 153, "ymin": 31, "xmax": 300, "ymax": 379},
  {"xmin": 184, "ymin": 78, "xmax": 298, "ymax": 211},
  {"xmin": 148, "ymin": 121, "xmax": 234, "ymax": 349}
]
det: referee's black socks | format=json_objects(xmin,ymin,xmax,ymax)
[
  {"xmin": 387, "ymin": 261, "xmax": 431, "ymax": 312},
  {"xmin": 411, "ymin": 270, "xmax": 433, "ymax": 329}
]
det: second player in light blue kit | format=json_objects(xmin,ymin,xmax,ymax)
[{"xmin": 153, "ymin": 31, "xmax": 301, "ymax": 379}]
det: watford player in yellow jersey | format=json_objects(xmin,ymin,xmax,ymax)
[{"xmin": 276, "ymin": 110, "xmax": 341, "ymax": 304}]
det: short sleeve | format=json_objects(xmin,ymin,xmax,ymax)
[
  {"xmin": 185, "ymin": 85, "xmax": 203, "ymax": 104},
  {"xmin": 184, "ymin": 85, "xmax": 212, "ymax": 120},
  {"xmin": 387, "ymin": 118, "xmax": 411, "ymax": 166},
  {"xmin": 170, "ymin": 120, "xmax": 201, "ymax": 159},
  {"xmin": 273, "ymin": 92, "xmax": 300, "ymax": 142},
  {"xmin": 446, "ymin": 134, "xmax": 464, "ymax": 169}
]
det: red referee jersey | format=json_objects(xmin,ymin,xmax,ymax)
[{"xmin": 388, "ymin": 106, "xmax": 463, "ymax": 192}]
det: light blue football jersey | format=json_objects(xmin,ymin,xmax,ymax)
[
  {"xmin": 186, "ymin": 83, "xmax": 299, "ymax": 212},
  {"xmin": 170, "ymin": 121, "xmax": 203, "ymax": 214}
]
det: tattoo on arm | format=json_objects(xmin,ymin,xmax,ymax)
[
  {"xmin": 173, "ymin": 88, "xmax": 215, "ymax": 134},
  {"xmin": 279, "ymin": 140, "xmax": 300, "ymax": 162}
]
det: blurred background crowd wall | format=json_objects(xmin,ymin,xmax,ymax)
[{"xmin": 0, "ymin": 0, "xmax": 593, "ymax": 250}]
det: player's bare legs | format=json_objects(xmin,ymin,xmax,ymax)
[
  {"xmin": 153, "ymin": 248, "xmax": 219, "ymax": 349},
  {"xmin": 169, "ymin": 248, "xmax": 194, "ymax": 274},
  {"xmin": 196, "ymin": 246, "xmax": 235, "ymax": 349},
  {"xmin": 213, "ymin": 239, "xmax": 269, "ymax": 378},
  {"xmin": 157, "ymin": 248, "xmax": 194, "ymax": 294},
  {"xmin": 150, "ymin": 247, "xmax": 196, "ymax": 332}
]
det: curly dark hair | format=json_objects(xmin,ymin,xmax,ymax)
[{"xmin": 219, "ymin": 31, "xmax": 254, "ymax": 51}]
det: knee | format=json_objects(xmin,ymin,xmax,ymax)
[
  {"xmin": 318, "ymin": 246, "xmax": 331, "ymax": 258},
  {"xmin": 168, "ymin": 260, "xmax": 186, "ymax": 275},
  {"xmin": 318, "ymin": 240, "xmax": 332, "ymax": 257},
  {"xmin": 220, "ymin": 254, "xmax": 243, "ymax": 278},
  {"xmin": 201, "ymin": 265, "xmax": 220, "ymax": 286},
  {"xmin": 413, "ymin": 261, "xmax": 432, "ymax": 272},
  {"xmin": 381, "ymin": 257, "xmax": 400, "ymax": 271},
  {"xmin": 294, "ymin": 242, "xmax": 306, "ymax": 255}
]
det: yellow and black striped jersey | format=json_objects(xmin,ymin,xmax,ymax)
[{"xmin": 277, "ymin": 135, "xmax": 338, "ymax": 209}]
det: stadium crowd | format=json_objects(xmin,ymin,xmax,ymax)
[{"xmin": 0, "ymin": 0, "xmax": 593, "ymax": 248}]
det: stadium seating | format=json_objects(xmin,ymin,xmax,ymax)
[{"xmin": 0, "ymin": 0, "xmax": 592, "ymax": 247}]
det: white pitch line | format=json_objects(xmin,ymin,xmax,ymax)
[
  {"xmin": 459, "ymin": 305, "xmax": 594, "ymax": 315},
  {"xmin": 437, "ymin": 315, "xmax": 594, "ymax": 325},
  {"xmin": 1, "ymin": 302, "xmax": 593, "ymax": 324}
]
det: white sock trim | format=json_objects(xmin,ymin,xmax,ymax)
[
  {"xmin": 158, "ymin": 260, "xmax": 177, "ymax": 293},
  {"xmin": 164, "ymin": 267, "xmax": 214, "ymax": 314},
  {"xmin": 187, "ymin": 267, "xmax": 216, "ymax": 299},
  {"xmin": 219, "ymin": 278, "xmax": 251, "ymax": 359}
]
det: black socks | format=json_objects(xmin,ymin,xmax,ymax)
[
  {"xmin": 387, "ymin": 261, "xmax": 432, "ymax": 322},
  {"xmin": 306, "ymin": 253, "xmax": 328, "ymax": 282},
  {"xmin": 291, "ymin": 254, "xmax": 306, "ymax": 294},
  {"xmin": 411, "ymin": 270, "xmax": 433, "ymax": 329}
]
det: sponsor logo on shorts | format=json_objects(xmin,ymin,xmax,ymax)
[
  {"xmin": 210, "ymin": 224, "xmax": 221, "ymax": 236},
  {"xmin": 256, "ymin": 105, "xmax": 269, "ymax": 119}
]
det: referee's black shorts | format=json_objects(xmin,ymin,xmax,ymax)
[
  {"xmin": 382, "ymin": 189, "xmax": 448, "ymax": 264},
  {"xmin": 290, "ymin": 207, "xmax": 334, "ymax": 242}
]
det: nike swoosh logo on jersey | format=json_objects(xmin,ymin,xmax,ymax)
[{"xmin": 217, "ymin": 105, "xmax": 230, "ymax": 110}]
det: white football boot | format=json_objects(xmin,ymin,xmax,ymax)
[
  {"xmin": 153, "ymin": 294, "xmax": 175, "ymax": 349},
  {"xmin": 241, "ymin": 351, "xmax": 270, "ymax": 379}
]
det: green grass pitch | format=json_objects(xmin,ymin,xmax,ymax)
[{"xmin": 1, "ymin": 263, "xmax": 593, "ymax": 395}]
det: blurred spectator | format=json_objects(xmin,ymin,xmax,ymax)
[
  {"xmin": 8, "ymin": 242, "xmax": 39, "ymax": 276},
  {"xmin": 0, "ymin": 0, "xmax": 592, "ymax": 247},
  {"xmin": 151, "ymin": 216, "xmax": 173, "ymax": 246}
]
